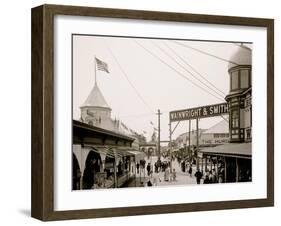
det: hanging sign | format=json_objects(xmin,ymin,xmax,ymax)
[{"xmin": 170, "ymin": 102, "xmax": 228, "ymax": 122}]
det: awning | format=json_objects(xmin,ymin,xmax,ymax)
[
  {"xmin": 91, "ymin": 147, "xmax": 114, "ymax": 158},
  {"xmin": 113, "ymin": 147, "xmax": 135, "ymax": 157},
  {"xmin": 126, "ymin": 150, "xmax": 146, "ymax": 162},
  {"xmin": 199, "ymin": 142, "xmax": 252, "ymax": 158},
  {"xmin": 91, "ymin": 146, "xmax": 137, "ymax": 159}
]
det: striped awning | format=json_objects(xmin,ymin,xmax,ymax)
[{"xmin": 90, "ymin": 146, "xmax": 137, "ymax": 158}]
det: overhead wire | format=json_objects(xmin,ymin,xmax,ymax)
[
  {"xmin": 152, "ymin": 40, "xmax": 226, "ymax": 99},
  {"xmin": 103, "ymin": 39, "xmax": 154, "ymax": 114},
  {"xmin": 134, "ymin": 39, "xmax": 225, "ymax": 102},
  {"xmin": 163, "ymin": 41, "xmax": 226, "ymax": 96},
  {"xmin": 220, "ymin": 115, "xmax": 229, "ymax": 122},
  {"xmin": 104, "ymin": 38, "xmax": 230, "ymax": 130},
  {"xmin": 173, "ymin": 41, "xmax": 239, "ymax": 67}
]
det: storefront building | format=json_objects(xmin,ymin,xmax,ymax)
[
  {"xmin": 175, "ymin": 120, "xmax": 229, "ymax": 149},
  {"xmin": 73, "ymin": 81, "xmax": 145, "ymax": 190},
  {"xmin": 73, "ymin": 120, "xmax": 143, "ymax": 190},
  {"xmin": 199, "ymin": 46, "xmax": 252, "ymax": 183}
]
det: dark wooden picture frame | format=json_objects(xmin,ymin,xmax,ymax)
[{"xmin": 31, "ymin": 4, "xmax": 274, "ymax": 221}]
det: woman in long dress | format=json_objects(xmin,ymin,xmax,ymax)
[{"xmin": 164, "ymin": 167, "xmax": 170, "ymax": 181}]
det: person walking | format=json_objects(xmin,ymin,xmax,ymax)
[
  {"xmin": 146, "ymin": 163, "xmax": 151, "ymax": 176},
  {"xmin": 181, "ymin": 161, "xmax": 186, "ymax": 172},
  {"xmin": 136, "ymin": 162, "xmax": 140, "ymax": 174},
  {"xmin": 164, "ymin": 167, "xmax": 170, "ymax": 181},
  {"xmin": 152, "ymin": 171, "xmax": 161, "ymax": 186},
  {"xmin": 208, "ymin": 170, "xmax": 214, "ymax": 183},
  {"xmin": 218, "ymin": 167, "xmax": 225, "ymax": 183},
  {"xmin": 188, "ymin": 165, "xmax": 193, "ymax": 177},
  {"xmin": 147, "ymin": 179, "xmax": 153, "ymax": 187},
  {"xmin": 194, "ymin": 170, "xmax": 203, "ymax": 184},
  {"xmin": 154, "ymin": 162, "xmax": 158, "ymax": 173},
  {"xmin": 211, "ymin": 169, "xmax": 218, "ymax": 183},
  {"xmin": 172, "ymin": 168, "xmax": 177, "ymax": 181},
  {"xmin": 203, "ymin": 171, "xmax": 211, "ymax": 184}
]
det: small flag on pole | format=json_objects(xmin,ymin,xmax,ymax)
[{"xmin": 95, "ymin": 57, "xmax": 109, "ymax": 73}]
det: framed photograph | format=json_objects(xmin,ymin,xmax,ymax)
[{"xmin": 31, "ymin": 4, "xmax": 274, "ymax": 221}]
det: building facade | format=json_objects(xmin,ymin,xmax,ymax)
[
  {"xmin": 225, "ymin": 46, "xmax": 252, "ymax": 142},
  {"xmin": 198, "ymin": 46, "xmax": 252, "ymax": 183},
  {"xmin": 139, "ymin": 143, "xmax": 157, "ymax": 156},
  {"xmin": 73, "ymin": 81, "xmax": 144, "ymax": 190},
  {"xmin": 175, "ymin": 120, "xmax": 229, "ymax": 149}
]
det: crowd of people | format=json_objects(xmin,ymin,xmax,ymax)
[
  {"xmin": 135, "ymin": 156, "xmax": 226, "ymax": 187},
  {"xmin": 194, "ymin": 169, "xmax": 221, "ymax": 184},
  {"xmin": 136, "ymin": 158, "xmax": 179, "ymax": 187}
]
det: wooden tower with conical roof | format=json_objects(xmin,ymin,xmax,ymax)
[{"xmin": 80, "ymin": 80, "xmax": 113, "ymax": 130}]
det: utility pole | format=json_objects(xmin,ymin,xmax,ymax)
[
  {"xmin": 169, "ymin": 122, "xmax": 172, "ymax": 173},
  {"xmin": 156, "ymin": 109, "xmax": 162, "ymax": 158},
  {"xmin": 188, "ymin": 119, "xmax": 191, "ymax": 162},
  {"xmin": 196, "ymin": 118, "xmax": 199, "ymax": 170}
]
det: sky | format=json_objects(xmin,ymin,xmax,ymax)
[{"xmin": 72, "ymin": 35, "xmax": 252, "ymax": 142}]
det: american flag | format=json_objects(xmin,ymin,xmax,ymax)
[{"xmin": 95, "ymin": 57, "xmax": 109, "ymax": 73}]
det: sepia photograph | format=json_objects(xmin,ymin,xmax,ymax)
[{"xmin": 72, "ymin": 34, "xmax": 252, "ymax": 190}]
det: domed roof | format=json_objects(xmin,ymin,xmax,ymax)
[
  {"xmin": 81, "ymin": 83, "xmax": 111, "ymax": 109},
  {"xmin": 228, "ymin": 46, "xmax": 252, "ymax": 69}
]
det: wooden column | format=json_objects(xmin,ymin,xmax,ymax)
[
  {"xmin": 135, "ymin": 159, "xmax": 137, "ymax": 187},
  {"xmin": 79, "ymin": 147, "xmax": 84, "ymax": 190},
  {"xmin": 216, "ymin": 158, "xmax": 219, "ymax": 178},
  {"xmin": 236, "ymin": 158, "xmax": 239, "ymax": 182},
  {"xmin": 113, "ymin": 157, "xmax": 117, "ymax": 188},
  {"xmin": 140, "ymin": 164, "xmax": 142, "ymax": 184},
  {"xmin": 224, "ymin": 157, "xmax": 227, "ymax": 183},
  {"xmin": 80, "ymin": 173, "xmax": 83, "ymax": 190}
]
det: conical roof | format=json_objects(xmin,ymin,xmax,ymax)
[{"xmin": 81, "ymin": 83, "xmax": 111, "ymax": 109}]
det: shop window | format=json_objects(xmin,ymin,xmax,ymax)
[
  {"xmin": 246, "ymin": 129, "xmax": 252, "ymax": 140},
  {"xmin": 240, "ymin": 69, "xmax": 249, "ymax": 89},
  {"xmin": 231, "ymin": 71, "xmax": 239, "ymax": 90},
  {"xmin": 231, "ymin": 110, "xmax": 239, "ymax": 128}
]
